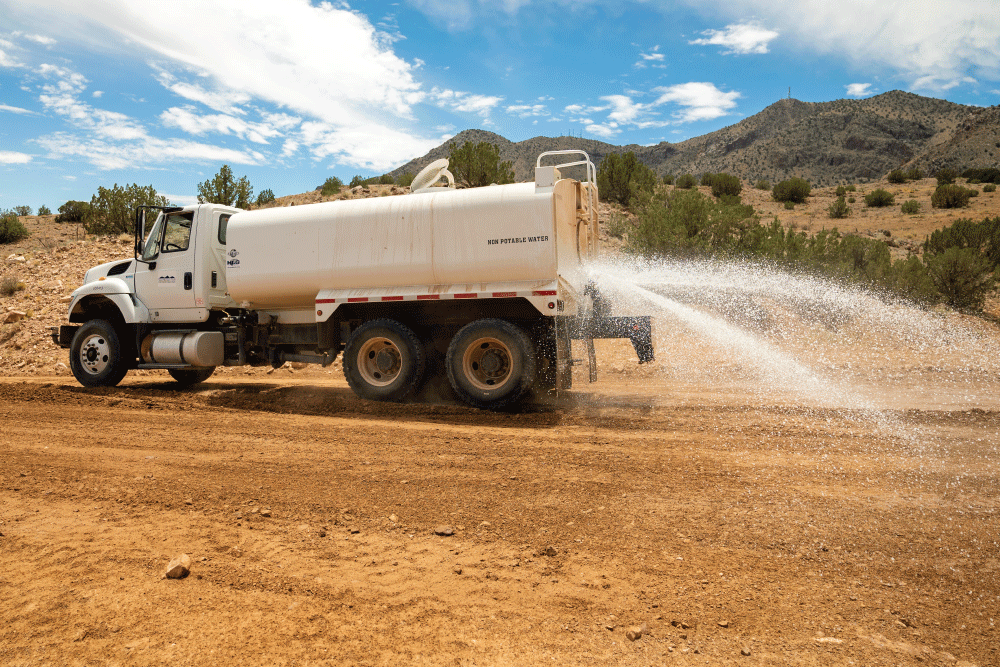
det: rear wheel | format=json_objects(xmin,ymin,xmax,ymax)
[
  {"xmin": 168, "ymin": 367, "xmax": 215, "ymax": 386},
  {"xmin": 343, "ymin": 319, "xmax": 425, "ymax": 402},
  {"xmin": 70, "ymin": 319, "xmax": 129, "ymax": 387},
  {"xmin": 446, "ymin": 319, "xmax": 536, "ymax": 409}
]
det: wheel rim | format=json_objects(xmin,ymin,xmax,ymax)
[
  {"xmin": 78, "ymin": 333, "xmax": 111, "ymax": 376},
  {"xmin": 357, "ymin": 337, "xmax": 402, "ymax": 387},
  {"xmin": 461, "ymin": 337, "xmax": 512, "ymax": 391}
]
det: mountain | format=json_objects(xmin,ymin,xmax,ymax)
[{"xmin": 388, "ymin": 92, "xmax": 999, "ymax": 187}]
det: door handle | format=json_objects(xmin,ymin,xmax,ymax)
[{"xmin": 184, "ymin": 272, "xmax": 192, "ymax": 290}]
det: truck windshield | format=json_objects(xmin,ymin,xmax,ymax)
[{"xmin": 141, "ymin": 212, "xmax": 164, "ymax": 261}]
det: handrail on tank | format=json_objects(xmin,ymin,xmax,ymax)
[{"xmin": 536, "ymin": 150, "xmax": 598, "ymax": 223}]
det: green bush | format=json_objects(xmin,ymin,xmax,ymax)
[
  {"xmin": 827, "ymin": 197, "xmax": 851, "ymax": 219},
  {"xmin": 14, "ymin": 205, "xmax": 31, "ymax": 216},
  {"xmin": 931, "ymin": 184, "xmax": 971, "ymax": 209},
  {"xmin": 397, "ymin": 173, "xmax": 415, "ymax": 187},
  {"xmin": 197, "ymin": 165, "xmax": 253, "ymax": 209},
  {"xmin": 320, "ymin": 176, "xmax": 343, "ymax": 195},
  {"xmin": 349, "ymin": 175, "xmax": 367, "ymax": 188},
  {"xmin": 968, "ymin": 188, "xmax": 979, "ymax": 197},
  {"xmin": 783, "ymin": 201, "xmax": 795, "ymax": 210},
  {"xmin": 0, "ymin": 210, "xmax": 29, "ymax": 243},
  {"xmin": 37, "ymin": 205, "xmax": 51, "ymax": 216},
  {"xmin": 378, "ymin": 174, "xmax": 395, "ymax": 185},
  {"xmin": 596, "ymin": 152, "xmax": 657, "ymax": 208},
  {"xmin": 925, "ymin": 247, "xmax": 996, "ymax": 311},
  {"xmin": 906, "ymin": 167, "xmax": 924, "ymax": 181},
  {"xmin": 772, "ymin": 177, "xmax": 811, "ymax": 203},
  {"xmin": 448, "ymin": 141, "xmax": 515, "ymax": 189},
  {"xmin": 901, "ymin": 200, "xmax": 920, "ymax": 214},
  {"xmin": 755, "ymin": 179, "xmax": 770, "ymax": 190},
  {"xmin": 606, "ymin": 212, "xmax": 632, "ymax": 239},
  {"xmin": 935, "ymin": 168, "xmax": 958, "ymax": 185},
  {"xmin": 662, "ymin": 174, "xmax": 674, "ymax": 185},
  {"xmin": 86, "ymin": 184, "xmax": 169, "ymax": 236},
  {"xmin": 675, "ymin": 174, "xmax": 697, "ymax": 190},
  {"xmin": 984, "ymin": 183, "xmax": 997, "ymax": 193},
  {"xmin": 710, "ymin": 173, "xmax": 742, "ymax": 199},
  {"xmin": 864, "ymin": 189, "xmax": 895, "ymax": 207},
  {"xmin": 887, "ymin": 170, "xmax": 907, "ymax": 184},
  {"xmin": 848, "ymin": 197, "xmax": 856, "ymax": 204},
  {"xmin": 845, "ymin": 184, "xmax": 857, "ymax": 192},
  {"xmin": 700, "ymin": 173, "xmax": 716, "ymax": 187},
  {"xmin": 835, "ymin": 185, "xmax": 847, "ymax": 197},
  {"xmin": 56, "ymin": 200, "xmax": 91, "ymax": 224},
  {"xmin": 255, "ymin": 189, "xmax": 275, "ymax": 206},
  {"xmin": 961, "ymin": 167, "xmax": 1000, "ymax": 184}
]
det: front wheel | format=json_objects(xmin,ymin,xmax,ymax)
[
  {"xmin": 343, "ymin": 319, "xmax": 425, "ymax": 402},
  {"xmin": 168, "ymin": 367, "xmax": 215, "ymax": 386},
  {"xmin": 446, "ymin": 319, "xmax": 536, "ymax": 409},
  {"xmin": 70, "ymin": 319, "xmax": 129, "ymax": 387}
]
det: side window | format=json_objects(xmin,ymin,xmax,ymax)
[
  {"xmin": 161, "ymin": 214, "xmax": 192, "ymax": 253},
  {"xmin": 218, "ymin": 214, "xmax": 231, "ymax": 244}
]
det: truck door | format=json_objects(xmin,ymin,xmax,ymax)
[
  {"xmin": 134, "ymin": 210, "xmax": 200, "ymax": 320},
  {"xmin": 205, "ymin": 212, "xmax": 233, "ymax": 307}
]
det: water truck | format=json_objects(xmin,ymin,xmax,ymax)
[{"xmin": 51, "ymin": 151, "xmax": 653, "ymax": 409}]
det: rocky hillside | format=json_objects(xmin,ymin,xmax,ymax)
[{"xmin": 390, "ymin": 92, "xmax": 998, "ymax": 187}]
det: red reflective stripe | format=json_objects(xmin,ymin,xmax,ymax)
[
  {"xmin": 454, "ymin": 293, "xmax": 477, "ymax": 299},
  {"xmin": 347, "ymin": 297, "xmax": 369, "ymax": 303},
  {"xmin": 381, "ymin": 296, "xmax": 404, "ymax": 301},
  {"xmin": 491, "ymin": 292, "xmax": 516, "ymax": 298},
  {"xmin": 416, "ymin": 294, "xmax": 440, "ymax": 300},
  {"xmin": 532, "ymin": 290, "xmax": 557, "ymax": 296},
  {"xmin": 316, "ymin": 298, "xmax": 336, "ymax": 304}
]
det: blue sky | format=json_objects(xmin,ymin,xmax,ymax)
[{"xmin": 1, "ymin": 0, "xmax": 998, "ymax": 212}]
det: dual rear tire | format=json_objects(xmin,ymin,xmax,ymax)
[{"xmin": 343, "ymin": 317, "xmax": 536, "ymax": 409}]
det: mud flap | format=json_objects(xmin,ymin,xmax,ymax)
[
  {"xmin": 584, "ymin": 316, "xmax": 655, "ymax": 364},
  {"xmin": 554, "ymin": 315, "xmax": 574, "ymax": 392}
]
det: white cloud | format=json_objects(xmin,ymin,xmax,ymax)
[
  {"xmin": 689, "ymin": 22, "xmax": 779, "ymax": 55},
  {"xmin": 585, "ymin": 123, "xmax": 620, "ymax": 139},
  {"xmin": 651, "ymin": 82, "xmax": 741, "ymax": 122},
  {"xmin": 430, "ymin": 88, "xmax": 503, "ymax": 117},
  {"xmin": 160, "ymin": 106, "xmax": 284, "ymax": 144},
  {"xmin": 677, "ymin": 0, "xmax": 998, "ymax": 91},
  {"xmin": 845, "ymin": 83, "xmax": 874, "ymax": 98},
  {"xmin": 506, "ymin": 103, "xmax": 549, "ymax": 118},
  {"xmin": 91, "ymin": 90, "xmax": 103, "ymax": 98},
  {"xmin": 24, "ymin": 34, "xmax": 56, "ymax": 46},
  {"xmin": 0, "ymin": 103, "xmax": 34, "ymax": 114},
  {"xmin": 0, "ymin": 150, "xmax": 33, "ymax": 164},
  {"xmin": 35, "ymin": 131, "xmax": 261, "ymax": 170}
]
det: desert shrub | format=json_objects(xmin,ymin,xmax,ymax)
[
  {"xmin": 772, "ymin": 177, "xmax": 811, "ymax": 203},
  {"xmin": 961, "ymin": 167, "xmax": 1000, "ymax": 184},
  {"xmin": 86, "ymin": 184, "xmax": 169, "ymax": 235},
  {"xmin": 827, "ymin": 197, "xmax": 851, "ymax": 219},
  {"xmin": 56, "ymin": 200, "xmax": 91, "ymax": 224},
  {"xmin": 835, "ymin": 185, "xmax": 847, "ymax": 197},
  {"xmin": 320, "ymin": 176, "xmax": 343, "ymax": 195},
  {"xmin": 662, "ymin": 174, "xmax": 674, "ymax": 185},
  {"xmin": 755, "ymin": 179, "xmax": 770, "ymax": 190},
  {"xmin": 255, "ymin": 189, "xmax": 275, "ymax": 206},
  {"xmin": 906, "ymin": 167, "xmax": 924, "ymax": 181},
  {"xmin": 197, "ymin": 165, "xmax": 254, "ymax": 209},
  {"xmin": 925, "ymin": 246, "xmax": 996, "ymax": 311},
  {"xmin": 349, "ymin": 175, "xmax": 366, "ymax": 188},
  {"xmin": 901, "ymin": 200, "xmax": 920, "ymax": 214},
  {"xmin": 968, "ymin": 188, "xmax": 979, "ymax": 197},
  {"xmin": 675, "ymin": 174, "xmax": 697, "ymax": 190},
  {"xmin": 596, "ymin": 152, "xmax": 657, "ymax": 208},
  {"xmin": 448, "ymin": 140, "xmax": 515, "ymax": 188},
  {"xmin": 378, "ymin": 174, "xmax": 395, "ymax": 185},
  {"xmin": 865, "ymin": 189, "xmax": 895, "ymax": 207},
  {"xmin": 984, "ymin": 183, "xmax": 997, "ymax": 192},
  {"xmin": 783, "ymin": 201, "xmax": 795, "ymax": 210},
  {"xmin": 887, "ymin": 170, "xmax": 907, "ymax": 184},
  {"xmin": 845, "ymin": 184, "xmax": 857, "ymax": 192},
  {"xmin": 397, "ymin": 172, "xmax": 415, "ymax": 187},
  {"xmin": 935, "ymin": 168, "xmax": 958, "ymax": 185},
  {"xmin": 1, "ymin": 273, "xmax": 26, "ymax": 296},
  {"xmin": 848, "ymin": 197, "xmax": 856, "ymax": 203},
  {"xmin": 700, "ymin": 173, "xmax": 716, "ymax": 187},
  {"xmin": 711, "ymin": 173, "xmax": 742, "ymax": 198},
  {"xmin": 931, "ymin": 184, "xmax": 971, "ymax": 209},
  {"xmin": 0, "ymin": 210, "xmax": 30, "ymax": 243},
  {"xmin": 606, "ymin": 212, "xmax": 632, "ymax": 239},
  {"xmin": 37, "ymin": 205, "xmax": 51, "ymax": 216},
  {"xmin": 13, "ymin": 205, "xmax": 31, "ymax": 216}
]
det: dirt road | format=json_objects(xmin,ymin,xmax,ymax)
[{"xmin": 2, "ymin": 363, "xmax": 997, "ymax": 666}]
